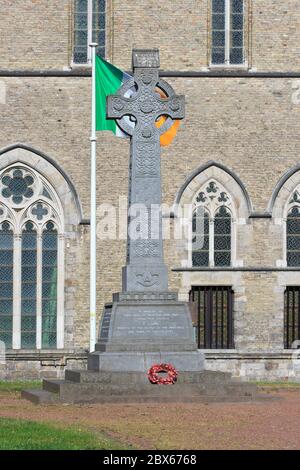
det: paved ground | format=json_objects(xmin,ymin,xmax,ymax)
[{"xmin": 0, "ymin": 388, "xmax": 299, "ymax": 450}]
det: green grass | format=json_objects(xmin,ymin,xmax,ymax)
[
  {"xmin": 0, "ymin": 380, "xmax": 42, "ymax": 393},
  {"xmin": 0, "ymin": 418, "xmax": 127, "ymax": 450},
  {"xmin": 254, "ymin": 381, "xmax": 300, "ymax": 389}
]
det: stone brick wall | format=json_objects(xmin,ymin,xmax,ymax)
[
  {"xmin": 0, "ymin": 0, "xmax": 71, "ymax": 70},
  {"xmin": 110, "ymin": 0, "xmax": 300, "ymax": 72},
  {"xmin": 1, "ymin": 1, "xmax": 300, "ymax": 72}
]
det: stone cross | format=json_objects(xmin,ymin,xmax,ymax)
[{"xmin": 107, "ymin": 49, "xmax": 185, "ymax": 292}]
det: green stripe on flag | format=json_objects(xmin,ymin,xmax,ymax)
[{"xmin": 95, "ymin": 56, "xmax": 123, "ymax": 133}]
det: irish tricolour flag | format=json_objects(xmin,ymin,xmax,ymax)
[{"xmin": 95, "ymin": 56, "xmax": 180, "ymax": 146}]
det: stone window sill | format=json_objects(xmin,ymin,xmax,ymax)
[
  {"xmin": 208, "ymin": 64, "xmax": 250, "ymax": 71},
  {"xmin": 199, "ymin": 349, "xmax": 237, "ymax": 353}
]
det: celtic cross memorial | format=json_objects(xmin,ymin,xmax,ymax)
[
  {"xmin": 88, "ymin": 49, "xmax": 201, "ymax": 372},
  {"xmin": 107, "ymin": 49, "xmax": 185, "ymax": 292},
  {"xmin": 23, "ymin": 49, "xmax": 254, "ymax": 403}
]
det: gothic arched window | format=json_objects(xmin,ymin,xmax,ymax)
[
  {"xmin": 287, "ymin": 206, "xmax": 300, "ymax": 267},
  {"xmin": 0, "ymin": 165, "xmax": 64, "ymax": 350},
  {"xmin": 192, "ymin": 181, "xmax": 233, "ymax": 267}
]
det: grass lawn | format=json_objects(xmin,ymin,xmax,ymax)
[
  {"xmin": 0, "ymin": 380, "xmax": 42, "ymax": 393},
  {"xmin": 254, "ymin": 381, "xmax": 300, "ymax": 390},
  {"xmin": 0, "ymin": 417, "xmax": 127, "ymax": 450}
]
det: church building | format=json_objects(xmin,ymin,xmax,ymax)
[{"xmin": 1, "ymin": 0, "xmax": 300, "ymax": 381}]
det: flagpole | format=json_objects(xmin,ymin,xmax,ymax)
[{"xmin": 89, "ymin": 42, "xmax": 98, "ymax": 352}]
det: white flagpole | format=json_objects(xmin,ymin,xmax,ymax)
[{"xmin": 89, "ymin": 42, "xmax": 98, "ymax": 352}]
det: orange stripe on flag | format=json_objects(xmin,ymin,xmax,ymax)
[{"xmin": 155, "ymin": 89, "xmax": 180, "ymax": 147}]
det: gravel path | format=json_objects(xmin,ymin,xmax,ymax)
[{"xmin": 0, "ymin": 389, "xmax": 299, "ymax": 449}]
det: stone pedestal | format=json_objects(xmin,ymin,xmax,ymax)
[
  {"xmin": 22, "ymin": 293, "xmax": 259, "ymax": 404},
  {"xmin": 88, "ymin": 292, "xmax": 205, "ymax": 373}
]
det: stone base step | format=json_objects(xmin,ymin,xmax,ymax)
[
  {"xmin": 65, "ymin": 369, "xmax": 233, "ymax": 385},
  {"xmin": 21, "ymin": 389, "xmax": 61, "ymax": 405},
  {"xmin": 22, "ymin": 368, "xmax": 261, "ymax": 405},
  {"xmin": 21, "ymin": 389, "xmax": 262, "ymax": 405},
  {"xmin": 42, "ymin": 379, "xmax": 256, "ymax": 396},
  {"xmin": 36, "ymin": 373, "xmax": 257, "ymax": 404}
]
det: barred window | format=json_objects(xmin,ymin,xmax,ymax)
[
  {"xmin": 284, "ymin": 287, "xmax": 300, "ymax": 349},
  {"xmin": 211, "ymin": 0, "xmax": 245, "ymax": 66},
  {"xmin": 0, "ymin": 165, "xmax": 63, "ymax": 350},
  {"xmin": 189, "ymin": 286, "xmax": 234, "ymax": 349},
  {"xmin": 192, "ymin": 180, "xmax": 233, "ymax": 267},
  {"xmin": 73, "ymin": 0, "xmax": 106, "ymax": 64},
  {"xmin": 287, "ymin": 206, "xmax": 300, "ymax": 267}
]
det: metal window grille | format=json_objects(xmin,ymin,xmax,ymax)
[
  {"xmin": 0, "ymin": 222, "xmax": 13, "ymax": 349},
  {"xmin": 189, "ymin": 286, "xmax": 234, "ymax": 349},
  {"xmin": 73, "ymin": 0, "xmax": 106, "ymax": 64},
  {"xmin": 42, "ymin": 222, "xmax": 58, "ymax": 349},
  {"xmin": 287, "ymin": 207, "xmax": 300, "ymax": 267},
  {"xmin": 211, "ymin": 0, "xmax": 244, "ymax": 65},
  {"xmin": 192, "ymin": 206, "xmax": 232, "ymax": 267},
  {"xmin": 21, "ymin": 222, "xmax": 37, "ymax": 349},
  {"xmin": 284, "ymin": 287, "xmax": 300, "ymax": 349},
  {"xmin": 192, "ymin": 209, "xmax": 209, "ymax": 267},
  {"xmin": 214, "ymin": 206, "xmax": 231, "ymax": 266}
]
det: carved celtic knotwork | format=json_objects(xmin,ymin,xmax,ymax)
[
  {"xmin": 135, "ymin": 142, "xmax": 157, "ymax": 177},
  {"xmin": 134, "ymin": 240, "xmax": 160, "ymax": 257}
]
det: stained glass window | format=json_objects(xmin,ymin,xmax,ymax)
[
  {"xmin": 287, "ymin": 206, "xmax": 300, "ymax": 267},
  {"xmin": 21, "ymin": 222, "xmax": 37, "ymax": 349},
  {"xmin": 0, "ymin": 222, "xmax": 13, "ymax": 349},
  {"xmin": 42, "ymin": 222, "xmax": 57, "ymax": 349},
  {"xmin": 211, "ymin": 0, "xmax": 245, "ymax": 65},
  {"xmin": 74, "ymin": 0, "xmax": 106, "ymax": 64}
]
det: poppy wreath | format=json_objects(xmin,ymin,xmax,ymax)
[{"xmin": 147, "ymin": 363, "xmax": 178, "ymax": 385}]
